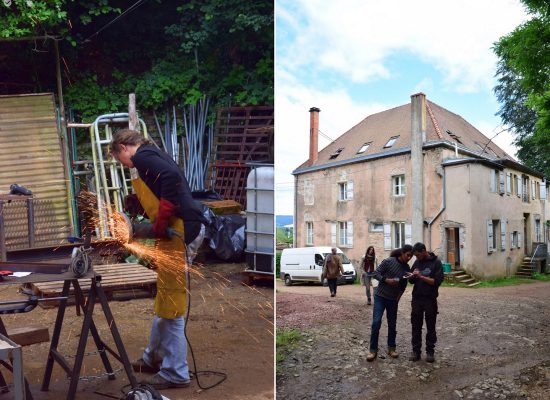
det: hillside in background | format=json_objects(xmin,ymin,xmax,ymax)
[{"xmin": 276, "ymin": 215, "xmax": 293, "ymax": 227}]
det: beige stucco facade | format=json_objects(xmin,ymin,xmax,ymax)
[{"xmin": 295, "ymin": 146, "xmax": 548, "ymax": 279}]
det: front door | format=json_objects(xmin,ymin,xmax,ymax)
[{"xmin": 446, "ymin": 227, "xmax": 460, "ymax": 266}]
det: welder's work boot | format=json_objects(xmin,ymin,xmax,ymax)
[
  {"xmin": 131, "ymin": 358, "xmax": 159, "ymax": 374},
  {"xmin": 366, "ymin": 351, "xmax": 377, "ymax": 362},
  {"xmin": 388, "ymin": 348, "xmax": 399, "ymax": 358},
  {"xmin": 409, "ymin": 352, "xmax": 421, "ymax": 362},
  {"xmin": 143, "ymin": 373, "xmax": 191, "ymax": 389},
  {"xmin": 426, "ymin": 352, "xmax": 435, "ymax": 363}
]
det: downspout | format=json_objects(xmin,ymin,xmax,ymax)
[
  {"xmin": 293, "ymin": 175, "xmax": 298, "ymax": 248},
  {"xmin": 428, "ymin": 166, "xmax": 446, "ymax": 249}
]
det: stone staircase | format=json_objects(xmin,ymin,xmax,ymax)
[
  {"xmin": 515, "ymin": 257, "xmax": 536, "ymax": 278},
  {"xmin": 446, "ymin": 270, "xmax": 481, "ymax": 287}
]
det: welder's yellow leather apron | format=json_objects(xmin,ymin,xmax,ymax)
[{"xmin": 132, "ymin": 177, "xmax": 187, "ymax": 319}]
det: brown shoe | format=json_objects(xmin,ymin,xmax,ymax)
[
  {"xmin": 388, "ymin": 348, "xmax": 399, "ymax": 358},
  {"xmin": 131, "ymin": 358, "xmax": 159, "ymax": 374},
  {"xmin": 366, "ymin": 351, "xmax": 377, "ymax": 362},
  {"xmin": 143, "ymin": 373, "xmax": 191, "ymax": 389}
]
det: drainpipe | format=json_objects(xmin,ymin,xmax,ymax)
[
  {"xmin": 411, "ymin": 93, "xmax": 426, "ymax": 244},
  {"xmin": 293, "ymin": 175, "xmax": 298, "ymax": 248},
  {"xmin": 428, "ymin": 166, "xmax": 446, "ymax": 250}
]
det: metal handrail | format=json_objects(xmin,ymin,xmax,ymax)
[{"xmin": 530, "ymin": 243, "xmax": 544, "ymax": 267}]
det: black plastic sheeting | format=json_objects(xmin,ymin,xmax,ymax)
[{"xmin": 197, "ymin": 202, "xmax": 245, "ymax": 261}]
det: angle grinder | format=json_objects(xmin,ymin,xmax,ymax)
[{"xmin": 111, "ymin": 211, "xmax": 180, "ymax": 242}]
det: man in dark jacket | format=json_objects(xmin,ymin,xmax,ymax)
[
  {"xmin": 367, "ymin": 245, "xmax": 413, "ymax": 361},
  {"xmin": 408, "ymin": 242, "xmax": 444, "ymax": 363}
]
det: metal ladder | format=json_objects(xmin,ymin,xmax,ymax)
[{"xmin": 89, "ymin": 113, "xmax": 148, "ymax": 238}]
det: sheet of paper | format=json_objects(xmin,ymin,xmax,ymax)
[{"xmin": 12, "ymin": 272, "xmax": 32, "ymax": 277}]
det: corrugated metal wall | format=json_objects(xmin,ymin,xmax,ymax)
[{"xmin": 0, "ymin": 93, "xmax": 72, "ymax": 250}]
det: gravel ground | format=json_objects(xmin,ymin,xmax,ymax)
[{"xmin": 276, "ymin": 281, "xmax": 550, "ymax": 400}]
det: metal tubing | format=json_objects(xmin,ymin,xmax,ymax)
[
  {"xmin": 0, "ymin": 201, "xmax": 5, "ymax": 262},
  {"xmin": 26, "ymin": 198, "xmax": 35, "ymax": 248}
]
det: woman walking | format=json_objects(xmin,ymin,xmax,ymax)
[{"xmin": 362, "ymin": 246, "xmax": 377, "ymax": 305}]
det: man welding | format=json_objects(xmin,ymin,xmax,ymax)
[{"xmin": 110, "ymin": 129, "xmax": 207, "ymax": 390}]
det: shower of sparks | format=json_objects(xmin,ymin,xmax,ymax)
[{"xmin": 74, "ymin": 190, "xmax": 274, "ymax": 342}]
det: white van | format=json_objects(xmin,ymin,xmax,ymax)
[{"xmin": 280, "ymin": 246, "xmax": 356, "ymax": 286}]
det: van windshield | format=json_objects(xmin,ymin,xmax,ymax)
[{"xmin": 323, "ymin": 252, "xmax": 351, "ymax": 264}]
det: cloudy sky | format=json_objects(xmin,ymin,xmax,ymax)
[{"xmin": 275, "ymin": 0, "xmax": 529, "ymax": 216}]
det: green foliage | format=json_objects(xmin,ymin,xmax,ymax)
[
  {"xmin": 275, "ymin": 250, "xmax": 281, "ymax": 277},
  {"xmin": 494, "ymin": 0, "xmax": 550, "ymax": 176},
  {"xmin": 276, "ymin": 328, "xmax": 301, "ymax": 372},
  {"xmin": 1, "ymin": 0, "xmax": 273, "ymax": 123}
]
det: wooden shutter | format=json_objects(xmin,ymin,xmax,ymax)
[
  {"xmin": 347, "ymin": 181, "xmax": 354, "ymax": 200},
  {"xmin": 490, "ymin": 170, "xmax": 496, "ymax": 192},
  {"xmin": 347, "ymin": 221, "xmax": 353, "ymax": 247},
  {"xmin": 506, "ymin": 173, "xmax": 511, "ymax": 195},
  {"xmin": 499, "ymin": 172, "xmax": 505, "ymax": 195},
  {"xmin": 510, "ymin": 232, "xmax": 514, "ymax": 250},
  {"xmin": 541, "ymin": 183, "xmax": 547, "ymax": 200},
  {"xmin": 517, "ymin": 176, "xmax": 522, "ymax": 197},
  {"xmin": 531, "ymin": 181, "xmax": 536, "ymax": 199},
  {"xmin": 517, "ymin": 232, "xmax": 522, "ymax": 248},
  {"xmin": 487, "ymin": 220, "xmax": 493, "ymax": 253},
  {"xmin": 405, "ymin": 223, "xmax": 412, "ymax": 245},
  {"xmin": 383, "ymin": 223, "xmax": 391, "ymax": 250},
  {"xmin": 500, "ymin": 220, "xmax": 506, "ymax": 251}
]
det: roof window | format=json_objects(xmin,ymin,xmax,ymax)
[
  {"xmin": 446, "ymin": 130, "xmax": 462, "ymax": 144},
  {"xmin": 329, "ymin": 148, "xmax": 344, "ymax": 159},
  {"xmin": 384, "ymin": 136, "xmax": 399, "ymax": 148},
  {"xmin": 357, "ymin": 142, "xmax": 372, "ymax": 154}
]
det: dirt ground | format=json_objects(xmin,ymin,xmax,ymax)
[
  {"xmin": 276, "ymin": 281, "xmax": 550, "ymax": 400},
  {"xmin": 0, "ymin": 262, "xmax": 274, "ymax": 400}
]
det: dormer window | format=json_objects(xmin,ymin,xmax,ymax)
[
  {"xmin": 329, "ymin": 148, "xmax": 344, "ymax": 159},
  {"xmin": 446, "ymin": 130, "xmax": 462, "ymax": 144},
  {"xmin": 384, "ymin": 136, "xmax": 399, "ymax": 148},
  {"xmin": 357, "ymin": 142, "xmax": 372, "ymax": 154}
]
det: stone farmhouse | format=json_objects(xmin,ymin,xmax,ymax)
[{"xmin": 292, "ymin": 93, "xmax": 548, "ymax": 279}]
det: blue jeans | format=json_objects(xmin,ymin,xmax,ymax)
[
  {"xmin": 143, "ymin": 316, "xmax": 190, "ymax": 383},
  {"xmin": 369, "ymin": 294, "xmax": 399, "ymax": 352}
]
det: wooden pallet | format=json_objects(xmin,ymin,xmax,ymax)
[{"xmin": 26, "ymin": 263, "xmax": 157, "ymax": 306}]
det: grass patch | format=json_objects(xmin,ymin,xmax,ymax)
[
  {"xmin": 441, "ymin": 273, "xmax": 550, "ymax": 288},
  {"xmin": 276, "ymin": 329, "xmax": 302, "ymax": 373}
]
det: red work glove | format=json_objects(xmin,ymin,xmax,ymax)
[{"xmin": 153, "ymin": 198, "xmax": 177, "ymax": 238}]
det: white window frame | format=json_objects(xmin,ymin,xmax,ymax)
[
  {"xmin": 384, "ymin": 136, "xmax": 399, "ymax": 148},
  {"xmin": 338, "ymin": 181, "xmax": 353, "ymax": 201},
  {"xmin": 487, "ymin": 220, "xmax": 499, "ymax": 253},
  {"xmin": 393, "ymin": 221, "xmax": 406, "ymax": 249},
  {"xmin": 370, "ymin": 222, "xmax": 384, "ymax": 232},
  {"xmin": 392, "ymin": 175, "xmax": 406, "ymax": 197},
  {"xmin": 306, "ymin": 222, "xmax": 314, "ymax": 245},
  {"xmin": 535, "ymin": 219, "xmax": 541, "ymax": 242},
  {"xmin": 506, "ymin": 173, "xmax": 511, "ymax": 195},
  {"xmin": 531, "ymin": 181, "xmax": 536, "ymax": 200},
  {"xmin": 357, "ymin": 142, "xmax": 372, "ymax": 154},
  {"xmin": 338, "ymin": 221, "xmax": 353, "ymax": 247}
]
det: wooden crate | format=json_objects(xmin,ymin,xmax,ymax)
[{"xmin": 26, "ymin": 263, "xmax": 157, "ymax": 306}]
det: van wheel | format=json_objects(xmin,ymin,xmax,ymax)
[{"xmin": 284, "ymin": 275, "xmax": 292, "ymax": 286}]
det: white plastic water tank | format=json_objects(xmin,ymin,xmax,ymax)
[{"xmin": 245, "ymin": 166, "xmax": 274, "ymax": 273}]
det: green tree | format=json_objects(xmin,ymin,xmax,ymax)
[
  {"xmin": 494, "ymin": 0, "xmax": 550, "ymax": 177},
  {"xmin": 0, "ymin": 0, "xmax": 273, "ymax": 121}
]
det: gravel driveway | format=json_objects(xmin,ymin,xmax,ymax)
[{"xmin": 276, "ymin": 281, "xmax": 550, "ymax": 400}]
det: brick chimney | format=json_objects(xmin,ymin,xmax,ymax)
[
  {"xmin": 309, "ymin": 107, "xmax": 320, "ymax": 165},
  {"xmin": 411, "ymin": 93, "xmax": 426, "ymax": 244}
]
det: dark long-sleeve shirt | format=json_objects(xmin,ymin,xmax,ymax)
[
  {"xmin": 410, "ymin": 252, "xmax": 444, "ymax": 299},
  {"xmin": 373, "ymin": 256, "xmax": 411, "ymax": 300},
  {"xmin": 131, "ymin": 144, "xmax": 207, "ymax": 244}
]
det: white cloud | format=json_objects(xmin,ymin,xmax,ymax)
[
  {"xmin": 474, "ymin": 120, "xmax": 518, "ymax": 161},
  {"xmin": 275, "ymin": 75, "xmax": 388, "ymax": 214},
  {"xmin": 277, "ymin": 0, "xmax": 527, "ymax": 92}
]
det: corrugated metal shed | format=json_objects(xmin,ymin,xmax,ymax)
[{"xmin": 0, "ymin": 93, "xmax": 72, "ymax": 250}]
